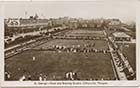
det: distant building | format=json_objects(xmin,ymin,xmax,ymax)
[
  {"xmin": 109, "ymin": 19, "xmax": 121, "ymax": 26},
  {"xmin": 69, "ymin": 21, "xmax": 78, "ymax": 29},
  {"xmin": 7, "ymin": 18, "xmax": 20, "ymax": 26},
  {"xmin": 112, "ymin": 32, "xmax": 131, "ymax": 41}
]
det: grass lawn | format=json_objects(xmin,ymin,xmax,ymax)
[
  {"xmin": 5, "ymin": 29, "xmax": 115, "ymax": 81},
  {"xmin": 35, "ymin": 39, "xmax": 109, "ymax": 50},
  {"xmin": 65, "ymin": 29, "xmax": 105, "ymax": 37},
  {"xmin": 5, "ymin": 50, "xmax": 114, "ymax": 80}
]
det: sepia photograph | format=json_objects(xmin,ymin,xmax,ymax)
[{"xmin": 2, "ymin": 0, "xmax": 136, "ymax": 84}]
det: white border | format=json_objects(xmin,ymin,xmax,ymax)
[
  {"xmin": 0, "ymin": 0, "xmax": 139, "ymax": 87},
  {"xmin": 136, "ymin": 0, "xmax": 140, "ymax": 86}
]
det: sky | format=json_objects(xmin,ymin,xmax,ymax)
[{"xmin": 3, "ymin": 0, "xmax": 136, "ymax": 23}]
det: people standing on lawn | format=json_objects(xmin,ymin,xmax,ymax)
[
  {"xmin": 50, "ymin": 43, "xmax": 109, "ymax": 54},
  {"xmin": 65, "ymin": 71, "xmax": 78, "ymax": 80},
  {"xmin": 5, "ymin": 71, "xmax": 11, "ymax": 80},
  {"xmin": 38, "ymin": 73, "xmax": 48, "ymax": 81},
  {"xmin": 39, "ymin": 73, "xmax": 43, "ymax": 81}
]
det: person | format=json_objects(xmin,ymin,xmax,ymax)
[
  {"xmin": 39, "ymin": 74, "xmax": 43, "ymax": 81},
  {"xmin": 66, "ymin": 72, "xmax": 71, "ymax": 80},
  {"xmin": 19, "ymin": 75, "xmax": 26, "ymax": 81},
  {"xmin": 101, "ymin": 78, "xmax": 104, "ymax": 80},
  {"xmin": 63, "ymin": 46, "xmax": 66, "ymax": 49},
  {"xmin": 33, "ymin": 56, "xmax": 36, "ymax": 61},
  {"xmin": 72, "ymin": 72, "xmax": 78, "ymax": 80},
  {"xmin": 5, "ymin": 72, "xmax": 11, "ymax": 80},
  {"xmin": 43, "ymin": 75, "xmax": 47, "ymax": 81},
  {"xmin": 69, "ymin": 72, "xmax": 73, "ymax": 80},
  {"xmin": 73, "ymin": 49, "xmax": 77, "ymax": 53},
  {"xmin": 27, "ymin": 74, "xmax": 31, "ymax": 80},
  {"xmin": 103, "ymin": 50, "xmax": 106, "ymax": 54}
]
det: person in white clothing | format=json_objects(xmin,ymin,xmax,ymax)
[{"xmin": 33, "ymin": 56, "xmax": 36, "ymax": 61}]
